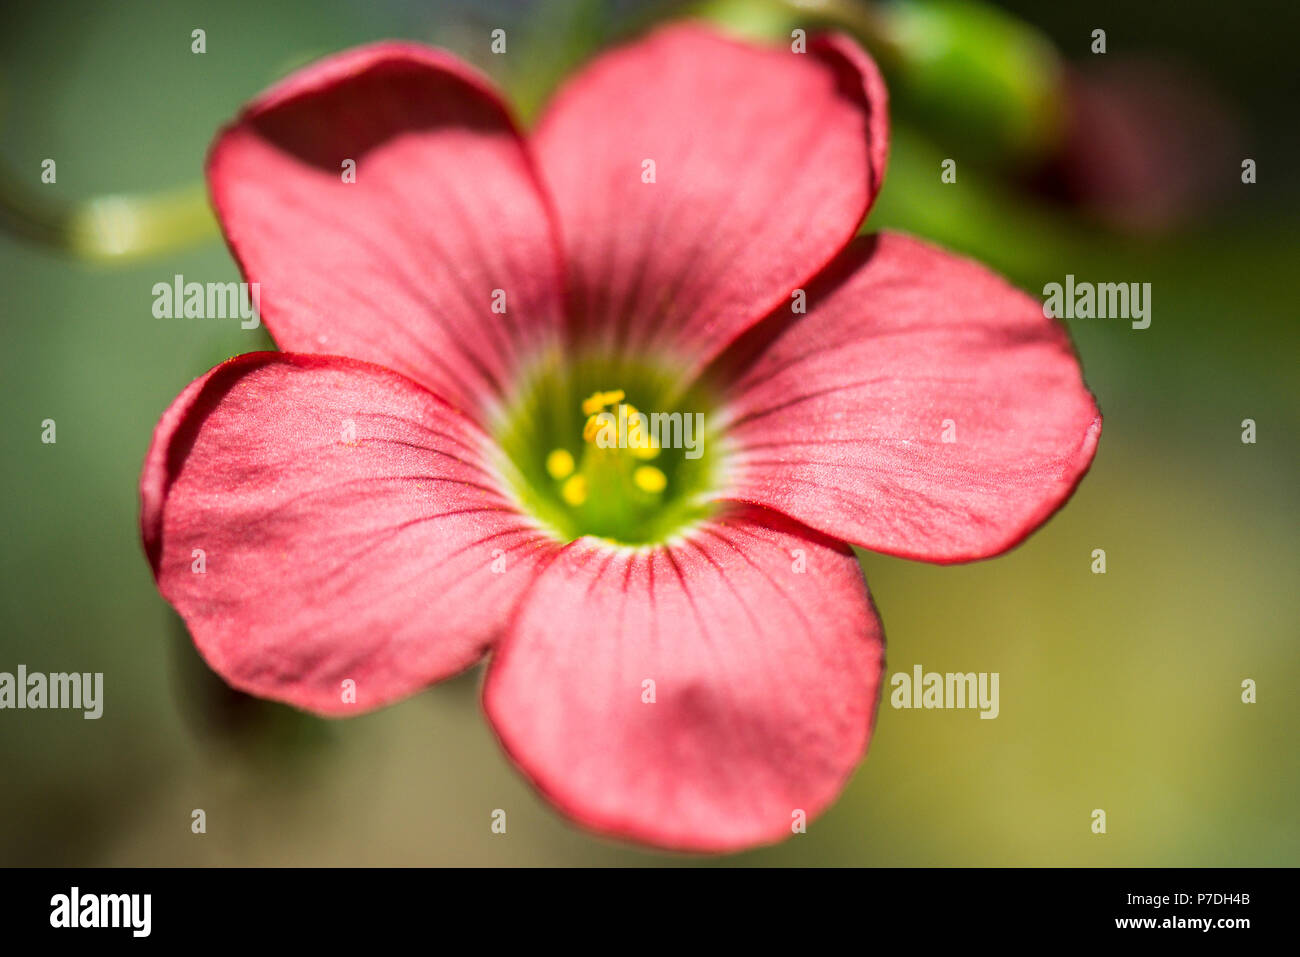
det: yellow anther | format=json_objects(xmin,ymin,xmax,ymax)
[
  {"xmin": 545, "ymin": 448, "xmax": 575, "ymax": 480},
  {"xmin": 623, "ymin": 404, "xmax": 656, "ymax": 457},
  {"xmin": 633, "ymin": 465, "xmax": 667, "ymax": 494},
  {"xmin": 630, "ymin": 437, "xmax": 660, "ymax": 460},
  {"xmin": 582, "ymin": 413, "xmax": 607, "ymax": 444},
  {"xmin": 577, "ymin": 393, "xmax": 661, "ymax": 460},
  {"xmin": 561, "ymin": 474, "xmax": 588, "ymax": 506},
  {"xmin": 581, "ymin": 389, "xmax": 625, "ymax": 416}
]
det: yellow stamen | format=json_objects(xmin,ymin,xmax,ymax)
[
  {"xmin": 625, "ymin": 408, "xmax": 643, "ymax": 441},
  {"xmin": 577, "ymin": 392, "xmax": 661, "ymax": 460},
  {"xmin": 545, "ymin": 448, "xmax": 575, "ymax": 480},
  {"xmin": 582, "ymin": 413, "xmax": 608, "ymax": 444},
  {"xmin": 630, "ymin": 437, "xmax": 659, "ymax": 460},
  {"xmin": 633, "ymin": 465, "xmax": 667, "ymax": 494},
  {"xmin": 619, "ymin": 403, "xmax": 658, "ymax": 459},
  {"xmin": 561, "ymin": 474, "xmax": 588, "ymax": 506},
  {"xmin": 581, "ymin": 389, "xmax": 625, "ymax": 416}
]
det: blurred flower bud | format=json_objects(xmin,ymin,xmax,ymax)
[{"xmin": 1029, "ymin": 56, "xmax": 1242, "ymax": 232}]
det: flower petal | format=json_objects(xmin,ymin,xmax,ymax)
[
  {"xmin": 483, "ymin": 508, "xmax": 884, "ymax": 852},
  {"xmin": 533, "ymin": 24, "xmax": 888, "ymax": 376},
  {"xmin": 141, "ymin": 352, "xmax": 557, "ymax": 715},
  {"xmin": 716, "ymin": 232, "xmax": 1102, "ymax": 563},
  {"xmin": 207, "ymin": 42, "xmax": 565, "ymax": 418}
]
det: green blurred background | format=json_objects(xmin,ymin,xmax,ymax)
[{"xmin": 1, "ymin": 0, "xmax": 1295, "ymax": 865}]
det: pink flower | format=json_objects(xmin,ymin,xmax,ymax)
[{"xmin": 141, "ymin": 25, "xmax": 1100, "ymax": 852}]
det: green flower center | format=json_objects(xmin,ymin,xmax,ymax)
[{"xmin": 491, "ymin": 353, "xmax": 726, "ymax": 545}]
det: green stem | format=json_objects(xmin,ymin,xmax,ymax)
[{"xmin": 0, "ymin": 160, "xmax": 216, "ymax": 262}]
